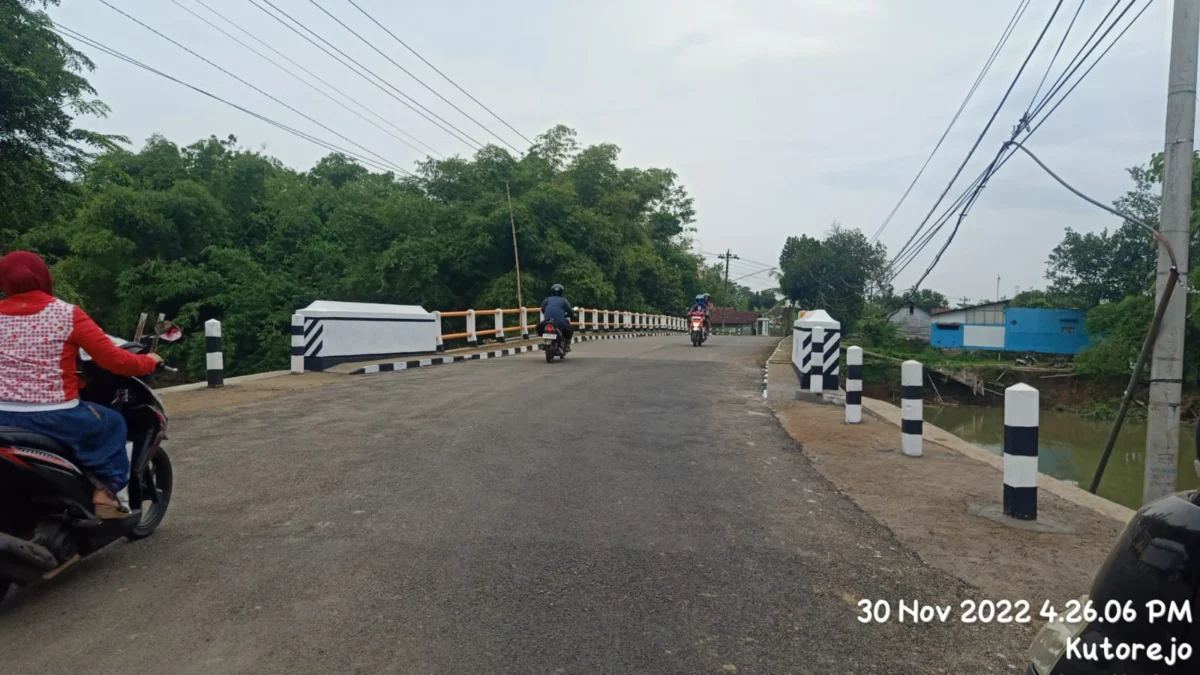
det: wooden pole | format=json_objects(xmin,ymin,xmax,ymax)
[{"xmin": 506, "ymin": 182, "xmax": 523, "ymax": 308}]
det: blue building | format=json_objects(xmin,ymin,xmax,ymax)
[{"xmin": 929, "ymin": 300, "xmax": 1090, "ymax": 355}]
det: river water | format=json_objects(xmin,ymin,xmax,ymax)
[{"xmin": 923, "ymin": 405, "xmax": 1198, "ymax": 510}]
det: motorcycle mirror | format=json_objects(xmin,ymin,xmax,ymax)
[{"xmin": 156, "ymin": 320, "xmax": 183, "ymax": 343}]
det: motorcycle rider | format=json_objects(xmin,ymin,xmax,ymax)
[
  {"xmin": 538, "ymin": 283, "xmax": 576, "ymax": 350},
  {"xmin": 690, "ymin": 293, "xmax": 712, "ymax": 333},
  {"xmin": 0, "ymin": 251, "xmax": 163, "ymax": 519}
]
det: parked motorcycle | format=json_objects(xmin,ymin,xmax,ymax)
[
  {"xmin": 689, "ymin": 311, "xmax": 709, "ymax": 347},
  {"xmin": 1025, "ymin": 443, "xmax": 1200, "ymax": 674},
  {"xmin": 542, "ymin": 321, "xmax": 567, "ymax": 362},
  {"xmin": 0, "ymin": 320, "xmax": 180, "ymax": 604}
]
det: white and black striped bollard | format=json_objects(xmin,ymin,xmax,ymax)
[
  {"xmin": 1004, "ymin": 383, "xmax": 1039, "ymax": 520},
  {"xmin": 846, "ymin": 346, "xmax": 863, "ymax": 424},
  {"xmin": 205, "ymin": 318, "xmax": 223, "ymax": 387},
  {"xmin": 434, "ymin": 311, "xmax": 445, "ymax": 352},
  {"xmin": 901, "ymin": 360, "xmax": 923, "ymax": 457},
  {"xmin": 809, "ymin": 327, "xmax": 826, "ymax": 395},
  {"xmin": 290, "ymin": 314, "xmax": 304, "ymax": 373}
]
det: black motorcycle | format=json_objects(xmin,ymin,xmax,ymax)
[
  {"xmin": 0, "ymin": 322, "xmax": 179, "ymax": 603},
  {"xmin": 542, "ymin": 321, "xmax": 568, "ymax": 362}
]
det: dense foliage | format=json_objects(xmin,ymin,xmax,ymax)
[
  {"xmin": 776, "ymin": 224, "xmax": 889, "ymax": 333},
  {"xmin": 2, "ymin": 2, "xmax": 710, "ymax": 379}
]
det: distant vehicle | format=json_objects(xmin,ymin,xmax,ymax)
[
  {"xmin": 0, "ymin": 321, "xmax": 180, "ymax": 605},
  {"xmin": 1025, "ymin": 452, "xmax": 1200, "ymax": 674},
  {"xmin": 542, "ymin": 322, "xmax": 567, "ymax": 362},
  {"xmin": 689, "ymin": 311, "xmax": 709, "ymax": 347}
]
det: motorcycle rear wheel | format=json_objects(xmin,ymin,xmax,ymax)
[
  {"xmin": 127, "ymin": 449, "xmax": 173, "ymax": 540},
  {"xmin": 545, "ymin": 348, "xmax": 555, "ymax": 363}
]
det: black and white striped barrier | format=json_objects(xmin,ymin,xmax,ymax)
[
  {"xmin": 1004, "ymin": 383, "xmax": 1039, "ymax": 520},
  {"xmin": 901, "ymin": 360, "xmax": 923, "ymax": 457},
  {"xmin": 205, "ymin": 319, "xmax": 223, "ymax": 388},
  {"xmin": 846, "ymin": 346, "xmax": 862, "ymax": 423}
]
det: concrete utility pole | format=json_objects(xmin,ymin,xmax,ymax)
[
  {"xmin": 1145, "ymin": 0, "xmax": 1198, "ymax": 505},
  {"xmin": 506, "ymin": 182, "xmax": 523, "ymax": 308},
  {"xmin": 718, "ymin": 249, "xmax": 739, "ymax": 331}
]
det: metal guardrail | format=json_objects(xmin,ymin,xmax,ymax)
[{"xmin": 433, "ymin": 307, "xmax": 685, "ymax": 351}]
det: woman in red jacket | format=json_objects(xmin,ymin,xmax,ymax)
[{"xmin": 0, "ymin": 251, "xmax": 162, "ymax": 519}]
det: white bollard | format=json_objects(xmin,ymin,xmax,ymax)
[
  {"xmin": 433, "ymin": 310, "xmax": 445, "ymax": 352},
  {"xmin": 519, "ymin": 307, "xmax": 529, "ymax": 340},
  {"xmin": 1004, "ymin": 384, "xmax": 1040, "ymax": 520},
  {"xmin": 809, "ymin": 327, "xmax": 826, "ymax": 395},
  {"xmin": 290, "ymin": 313, "xmax": 305, "ymax": 373},
  {"xmin": 901, "ymin": 360, "xmax": 923, "ymax": 457},
  {"xmin": 466, "ymin": 309, "xmax": 477, "ymax": 346},
  {"xmin": 592, "ymin": 309, "xmax": 600, "ymax": 332},
  {"xmin": 605, "ymin": 310, "xmax": 612, "ymax": 331},
  {"xmin": 846, "ymin": 346, "xmax": 863, "ymax": 424},
  {"xmin": 205, "ymin": 319, "xmax": 223, "ymax": 387},
  {"xmin": 495, "ymin": 308, "xmax": 505, "ymax": 343}
]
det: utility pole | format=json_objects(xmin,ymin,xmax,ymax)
[
  {"xmin": 996, "ymin": 275, "xmax": 1001, "ymax": 302},
  {"xmin": 718, "ymin": 249, "xmax": 739, "ymax": 331},
  {"xmin": 506, "ymin": 182, "xmax": 523, "ymax": 308},
  {"xmin": 1145, "ymin": 0, "xmax": 1198, "ymax": 505}
]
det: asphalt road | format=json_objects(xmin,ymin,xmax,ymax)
[{"xmin": 0, "ymin": 336, "xmax": 1022, "ymax": 674}]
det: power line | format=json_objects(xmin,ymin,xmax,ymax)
[
  {"xmin": 1031, "ymin": 0, "xmax": 1141, "ymax": 119},
  {"xmin": 343, "ymin": 0, "xmax": 534, "ymax": 147},
  {"xmin": 889, "ymin": 0, "xmax": 1155, "ymax": 285},
  {"xmin": 307, "ymin": 0, "xmax": 521, "ymax": 153},
  {"xmin": 54, "ymin": 25, "xmax": 407, "ymax": 176},
  {"xmin": 96, "ymin": 0, "xmax": 409, "ymax": 175},
  {"xmin": 172, "ymin": 0, "xmax": 439, "ymax": 160},
  {"xmin": 887, "ymin": 0, "xmax": 1066, "ymax": 276},
  {"xmin": 1030, "ymin": 0, "xmax": 1126, "ymax": 117},
  {"xmin": 870, "ymin": 0, "xmax": 1032, "ymax": 244},
  {"xmin": 249, "ymin": 0, "xmax": 483, "ymax": 151},
  {"xmin": 1026, "ymin": 0, "xmax": 1086, "ymax": 113}
]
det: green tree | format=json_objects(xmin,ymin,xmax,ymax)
[
  {"xmin": 777, "ymin": 223, "xmax": 888, "ymax": 331},
  {"xmin": 1, "ymin": 0, "xmax": 123, "ymax": 245}
]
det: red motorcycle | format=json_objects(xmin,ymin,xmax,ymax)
[{"xmin": 689, "ymin": 311, "xmax": 709, "ymax": 347}]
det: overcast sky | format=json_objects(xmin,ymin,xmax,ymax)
[{"xmin": 49, "ymin": 0, "xmax": 1176, "ymax": 301}]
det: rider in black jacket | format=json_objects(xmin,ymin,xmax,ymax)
[{"xmin": 539, "ymin": 284, "xmax": 576, "ymax": 349}]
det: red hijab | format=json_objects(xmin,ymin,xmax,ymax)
[{"xmin": 0, "ymin": 251, "xmax": 54, "ymax": 296}]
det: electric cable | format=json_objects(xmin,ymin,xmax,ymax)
[{"xmin": 344, "ymin": 0, "xmax": 534, "ymax": 147}]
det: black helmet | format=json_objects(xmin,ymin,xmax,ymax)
[{"xmin": 550, "ymin": 283, "xmax": 564, "ymax": 297}]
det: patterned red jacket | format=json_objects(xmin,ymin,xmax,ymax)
[{"xmin": 0, "ymin": 290, "xmax": 158, "ymax": 411}]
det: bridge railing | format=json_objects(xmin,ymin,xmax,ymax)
[{"xmin": 433, "ymin": 307, "xmax": 685, "ymax": 352}]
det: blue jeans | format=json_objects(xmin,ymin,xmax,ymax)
[{"xmin": 0, "ymin": 403, "xmax": 130, "ymax": 493}]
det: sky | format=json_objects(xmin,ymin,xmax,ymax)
[{"xmin": 48, "ymin": 0, "xmax": 1178, "ymax": 301}]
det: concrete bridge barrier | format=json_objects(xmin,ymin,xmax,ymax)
[{"xmin": 291, "ymin": 301, "xmax": 685, "ymax": 373}]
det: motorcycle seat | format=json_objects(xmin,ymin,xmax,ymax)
[{"xmin": 0, "ymin": 426, "xmax": 74, "ymax": 456}]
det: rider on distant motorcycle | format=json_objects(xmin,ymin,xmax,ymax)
[
  {"xmin": 690, "ymin": 294, "xmax": 712, "ymax": 333},
  {"xmin": 538, "ymin": 284, "xmax": 576, "ymax": 351}
]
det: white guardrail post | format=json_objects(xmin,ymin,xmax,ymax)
[
  {"xmin": 901, "ymin": 360, "xmax": 923, "ymax": 457},
  {"xmin": 520, "ymin": 307, "xmax": 529, "ymax": 340},
  {"xmin": 466, "ymin": 309, "xmax": 477, "ymax": 346},
  {"xmin": 433, "ymin": 311, "xmax": 444, "ymax": 352},
  {"xmin": 592, "ymin": 308, "xmax": 600, "ymax": 331},
  {"xmin": 495, "ymin": 308, "xmax": 505, "ymax": 343},
  {"xmin": 579, "ymin": 308, "xmax": 588, "ymax": 332},
  {"xmin": 291, "ymin": 313, "xmax": 304, "ymax": 373}
]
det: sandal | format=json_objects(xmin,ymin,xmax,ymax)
[{"xmin": 93, "ymin": 503, "xmax": 131, "ymax": 520}]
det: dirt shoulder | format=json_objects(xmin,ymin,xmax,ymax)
[
  {"xmin": 159, "ymin": 372, "xmax": 343, "ymax": 416},
  {"xmin": 770, "ymin": 397, "xmax": 1125, "ymax": 610}
]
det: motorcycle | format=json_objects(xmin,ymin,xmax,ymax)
[
  {"xmin": 1024, "ymin": 435, "xmax": 1200, "ymax": 674},
  {"xmin": 0, "ymin": 319, "xmax": 180, "ymax": 604},
  {"xmin": 542, "ymin": 321, "xmax": 568, "ymax": 362},
  {"xmin": 689, "ymin": 311, "xmax": 709, "ymax": 347}
]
